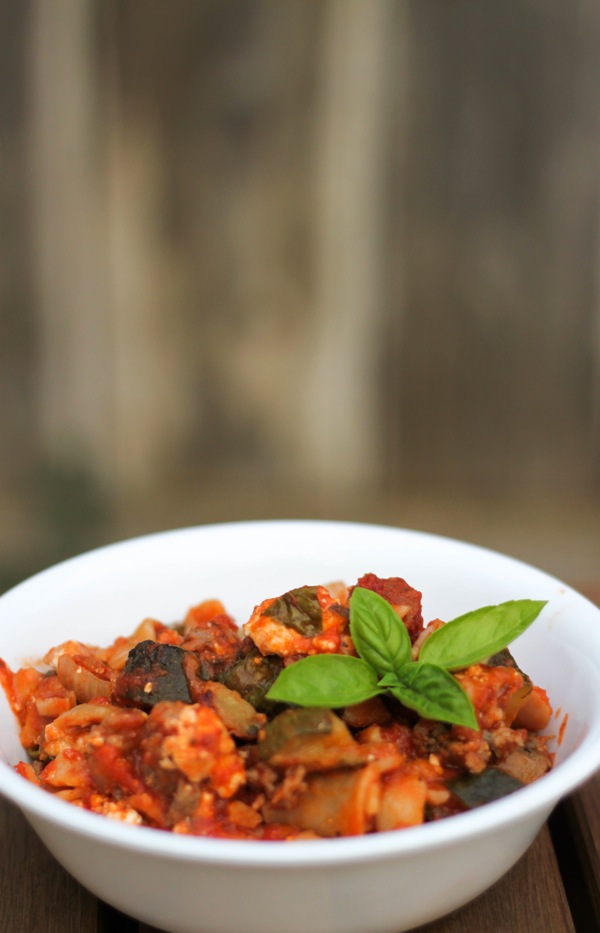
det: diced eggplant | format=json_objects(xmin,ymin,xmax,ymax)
[
  {"xmin": 221, "ymin": 647, "xmax": 283, "ymax": 711},
  {"xmin": 112, "ymin": 640, "xmax": 192, "ymax": 709},
  {"xmin": 258, "ymin": 707, "xmax": 366, "ymax": 771},
  {"xmin": 449, "ymin": 767, "xmax": 524, "ymax": 810}
]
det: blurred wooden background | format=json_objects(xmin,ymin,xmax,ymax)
[{"xmin": 1, "ymin": 0, "xmax": 599, "ymax": 588}]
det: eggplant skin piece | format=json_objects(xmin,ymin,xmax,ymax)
[
  {"xmin": 221, "ymin": 647, "xmax": 283, "ymax": 711},
  {"xmin": 449, "ymin": 768, "xmax": 524, "ymax": 810},
  {"xmin": 112, "ymin": 640, "xmax": 192, "ymax": 708}
]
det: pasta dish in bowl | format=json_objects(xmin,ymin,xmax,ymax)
[{"xmin": 0, "ymin": 520, "xmax": 599, "ymax": 933}]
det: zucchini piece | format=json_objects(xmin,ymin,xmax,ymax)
[
  {"xmin": 191, "ymin": 681, "xmax": 265, "ymax": 739},
  {"xmin": 449, "ymin": 768, "xmax": 524, "ymax": 809},
  {"xmin": 258, "ymin": 707, "xmax": 366, "ymax": 771}
]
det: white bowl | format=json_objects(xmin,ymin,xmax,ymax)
[{"xmin": 1, "ymin": 520, "xmax": 600, "ymax": 933}]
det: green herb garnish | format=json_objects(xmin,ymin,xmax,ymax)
[
  {"xmin": 266, "ymin": 654, "xmax": 381, "ymax": 709},
  {"xmin": 379, "ymin": 665, "xmax": 478, "ymax": 729},
  {"xmin": 418, "ymin": 599, "xmax": 547, "ymax": 671},
  {"xmin": 266, "ymin": 587, "xmax": 546, "ymax": 730},
  {"xmin": 349, "ymin": 585, "xmax": 411, "ymax": 676}
]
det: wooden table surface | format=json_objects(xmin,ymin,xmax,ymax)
[{"xmin": 1, "ymin": 585, "xmax": 599, "ymax": 933}]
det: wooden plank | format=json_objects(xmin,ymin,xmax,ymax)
[
  {"xmin": 28, "ymin": 1, "xmax": 115, "ymax": 477},
  {"xmin": 555, "ymin": 579, "xmax": 600, "ymax": 923},
  {"xmin": 304, "ymin": 0, "xmax": 397, "ymax": 491},
  {"xmin": 415, "ymin": 825, "xmax": 574, "ymax": 933},
  {"xmin": 562, "ymin": 773, "xmax": 600, "ymax": 930},
  {"xmin": 0, "ymin": 797, "xmax": 98, "ymax": 933},
  {"xmin": 557, "ymin": 581, "xmax": 600, "ymax": 928}
]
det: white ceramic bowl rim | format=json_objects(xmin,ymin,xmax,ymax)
[{"xmin": 1, "ymin": 520, "xmax": 599, "ymax": 869}]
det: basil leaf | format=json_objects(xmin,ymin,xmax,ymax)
[
  {"xmin": 266, "ymin": 654, "xmax": 382, "ymax": 708},
  {"xmin": 419, "ymin": 599, "xmax": 547, "ymax": 671},
  {"xmin": 264, "ymin": 586, "xmax": 323, "ymax": 636},
  {"xmin": 382, "ymin": 663, "xmax": 478, "ymax": 730},
  {"xmin": 349, "ymin": 586, "xmax": 412, "ymax": 678}
]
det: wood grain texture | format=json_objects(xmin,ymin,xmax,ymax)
[
  {"xmin": 3, "ymin": 1, "xmax": 600, "ymax": 505},
  {"xmin": 0, "ymin": 797, "xmax": 98, "ymax": 933},
  {"xmin": 563, "ymin": 774, "xmax": 600, "ymax": 930}
]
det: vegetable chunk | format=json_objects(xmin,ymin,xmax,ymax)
[
  {"xmin": 112, "ymin": 641, "xmax": 192, "ymax": 708},
  {"xmin": 259, "ymin": 708, "xmax": 367, "ymax": 771}
]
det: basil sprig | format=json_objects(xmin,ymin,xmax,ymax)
[
  {"xmin": 349, "ymin": 585, "xmax": 412, "ymax": 676},
  {"xmin": 266, "ymin": 587, "xmax": 546, "ymax": 730},
  {"xmin": 380, "ymin": 666, "xmax": 478, "ymax": 730},
  {"xmin": 266, "ymin": 654, "xmax": 381, "ymax": 708},
  {"xmin": 418, "ymin": 599, "xmax": 547, "ymax": 670}
]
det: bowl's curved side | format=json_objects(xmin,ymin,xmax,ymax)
[
  {"xmin": 27, "ymin": 803, "xmax": 550, "ymax": 933},
  {"xmin": 2, "ymin": 520, "xmax": 600, "ymax": 933}
]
